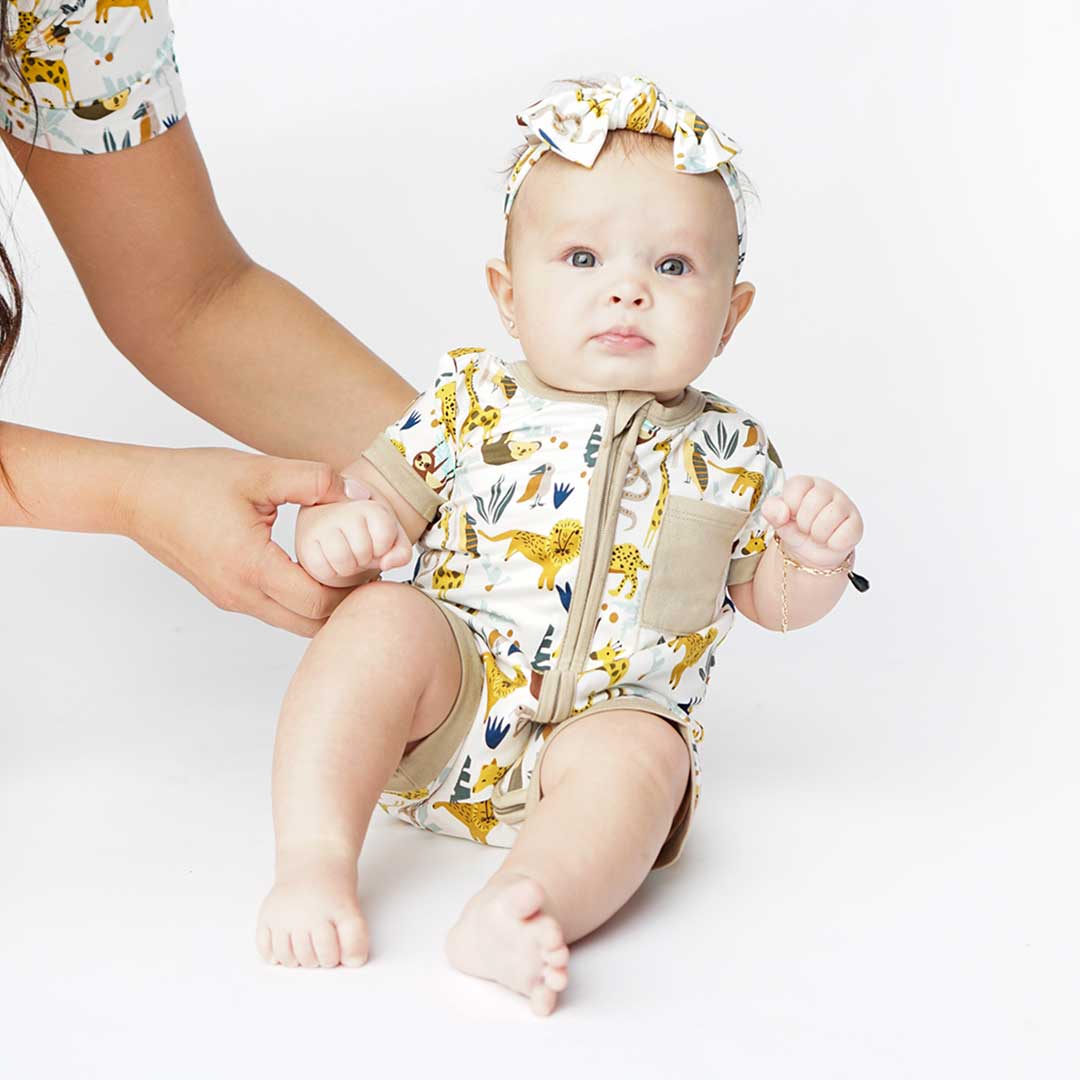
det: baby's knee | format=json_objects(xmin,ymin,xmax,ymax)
[
  {"xmin": 328, "ymin": 581, "xmax": 447, "ymax": 647},
  {"xmin": 620, "ymin": 716, "xmax": 691, "ymax": 806}
]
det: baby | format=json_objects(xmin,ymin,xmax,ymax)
[{"xmin": 255, "ymin": 74, "xmax": 866, "ymax": 1016}]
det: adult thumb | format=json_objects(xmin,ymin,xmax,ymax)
[{"xmin": 259, "ymin": 458, "xmax": 349, "ymax": 508}]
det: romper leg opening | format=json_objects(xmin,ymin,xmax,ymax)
[{"xmin": 384, "ymin": 593, "xmax": 485, "ymax": 795}]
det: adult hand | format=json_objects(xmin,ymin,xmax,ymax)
[{"xmin": 122, "ymin": 447, "xmax": 374, "ymax": 635}]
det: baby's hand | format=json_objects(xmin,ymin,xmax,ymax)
[
  {"xmin": 760, "ymin": 475, "xmax": 864, "ymax": 570},
  {"xmin": 295, "ymin": 497, "xmax": 414, "ymax": 587}
]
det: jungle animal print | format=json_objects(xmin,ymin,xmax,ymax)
[
  {"xmin": 477, "ymin": 519, "xmax": 584, "ymax": 590},
  {"xmin": 1, "ymin": 0, "xmax": 184, "ymax": 154},
  {"xmin": 364, "ymin": 347, "xmax": 785, "ymax": 861}
]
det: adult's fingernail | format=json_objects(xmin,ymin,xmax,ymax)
[{"xmin": 343, "ymin": 477, "xmax": 372, "ymax": 500}]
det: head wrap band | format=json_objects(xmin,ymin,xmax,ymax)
[{"xmin": 503, "ymin": 74, "xmax": 747, "ymax": 276}]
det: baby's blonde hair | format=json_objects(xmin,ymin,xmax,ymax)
[{"xmin": 495, "ymin": 75, "xmax": 759, "ymax": 269}]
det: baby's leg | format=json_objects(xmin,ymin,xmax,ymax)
[
  {"xmin": 445, "ymin": 709, "xmax": 690, "ymax": 1015},
  {"xmin": 256, "ymin": 581, "xmax": 461, "ymax": 969}
]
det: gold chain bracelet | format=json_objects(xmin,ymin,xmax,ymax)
[{"xmin": 773, "ymin": 533, "xmax": 855, "ymax": 633}]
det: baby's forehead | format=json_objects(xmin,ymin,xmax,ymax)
[
  {"xmin": 519, "ymin": 173, "xmax": 732, "ymax": 246},
  {"xmin": 526, "ymin": 144, "xmax": 730, "ymax": 216}
]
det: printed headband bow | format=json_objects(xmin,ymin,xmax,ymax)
[{"xmin": 504, "ymin": 74, "xmax": 748, "ymax": 275}]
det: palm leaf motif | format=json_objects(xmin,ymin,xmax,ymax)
[
  {"xmin": 699, "ymin": 648, "xmax": 717, "ymax": 683},
  {"xmin": 583, "ymin": 423, "xmax": 602, "ymax": 467},
  {"xmin": 401, "ymin": 410, "xmax": 421, "ymax": 431},
  {"xmin": 472, "ymin": 475, "xmax": 517, "ymax": 524},
  {"xmin": 532, "ymin": 623, "xmax": 555, "ymax": 671},
  {"xmin": 451, "ymin": 755, "xmax": 472, "ymax": 801},
  {"xmin": 702, "ymin": 419, "xmax": 741, "ymax": 462}
]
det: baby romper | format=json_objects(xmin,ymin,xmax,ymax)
[
  {"xmin": 2, "ymin": 0, "xmax": 184, "ymax": 154},
  {"xmin": 363, "ymin": 346, "xmax": 784, "ymax": 869}
]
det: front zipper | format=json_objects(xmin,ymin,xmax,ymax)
[{"xmin": 531, "ymin": 390, "xmax": 653, "ymax": 728}]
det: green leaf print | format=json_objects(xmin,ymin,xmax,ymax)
[
  {"xmin": 473, "ymin": 475, "xmax": 517, "ymax": 525},
  {"xmin": 451, "ymin": 755, "xmax": 472, "ymax": 801},
  {"xmin": 532, "ymin": 624, "xmax": 555, "ymax": 672},
  {"xmin": 702, "ymin": 425, "xmax": 721, "ymax": 460},
  {"xmin": 583, "ymin": 423, "xmax": 602, "ymax": 467}
]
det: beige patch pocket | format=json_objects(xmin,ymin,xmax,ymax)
[{"xmin": 639, "ymin": 496, "xmax": 750, "ymax": 635}]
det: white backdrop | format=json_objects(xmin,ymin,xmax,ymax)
[{"xmin": 1, "ymin": 2, "xmax": 1076, "ymax": 1076}]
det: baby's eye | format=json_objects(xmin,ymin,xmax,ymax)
[
  {"xmin": 567, "ymin": 250, "xmax": 596, "ymax": 268},
  {"xmin": 658, "ymin": 256, "xmax": 690, "ymax": 276}
]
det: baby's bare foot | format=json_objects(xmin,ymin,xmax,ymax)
[
  {"xmin": 445, "ymin": 873, "xmax": 570, "ymax": 1016},
  {"xmin": 256, "ymin": 853, "xmax": 369, "ymax": 969}
]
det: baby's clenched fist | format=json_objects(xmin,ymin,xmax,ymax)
[{"xmin": 295, "ymin": 497, "xmax": 413, "ymax": 587}]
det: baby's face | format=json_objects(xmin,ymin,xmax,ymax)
[{"xmin": 487, "ymin": 136, "xmax": 754, "ymax": 403}]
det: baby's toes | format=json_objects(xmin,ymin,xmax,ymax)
[
  {"xmin": 336, "ymin": 913, "xmax": 370, "ymax": 967},
  {"xmin": 271, "ymin": 928, "xmax": 299, "ymax": 967},
  {"xmin": 310, "ymin": 921, "xmax": 341, "ymax": 968},
  {"xmin": 543, "ymin": 944, "xmax": 570, "ymax": 969},
  {"xmin": 291, "ymin": 930, "xmax": 320, "ymax": 969},
  {"xmin": 542, "ymin": 964, "xmax": 569, "ymax": 992},
  {"xmin": 530, "ymin": 981, "xmax": 558, "ymax": 1017},
  {"xmin": 256, "ymin": 923, "xmax": 273, "ymax": 964},
  {"xmin": 530, "ymin": 913, "xmax": 565, "ymax": 954}
]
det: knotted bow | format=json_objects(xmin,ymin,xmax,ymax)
[{"xmin": 504, "ymin": 74, "xmax": 747, "ymax": 275}]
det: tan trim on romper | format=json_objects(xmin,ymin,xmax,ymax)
[
  {"xmin": 362, "ymin": 434, "xmax": 447, "ymax": 522},
  {"xmin": 726, "ymin": 550, "xmax": 763, "ymax": 586},
  {"xmin": 507, "ymin": 361, "xmax": 708, "ymax": 869},
  {"xmin": 508, "ymin": 362, "xmax": 707, "ymax": 427},
  {"xmin": 383, "ymin": 592, "xmax": 484, "ymax": 794}
]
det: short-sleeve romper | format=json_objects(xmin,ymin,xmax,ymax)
[
  {"xmin": 362, "ymin": 347, "xmax": 785, "ymax": 869},
  {"xmin": 2, "ymin": 0, "xmax": 184, "ymax": 154}
]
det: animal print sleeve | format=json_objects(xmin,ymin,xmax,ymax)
[
  {"xmin": 726, "ymin": 420, "xmax": 786, "ymax": 587},
  {"xmin": 359, "ymin": 349, "xmax": 466, "ymax": 522},
  {"xmin": 1, "ymin": 0, "xmax": 185, "ymax": 154}
]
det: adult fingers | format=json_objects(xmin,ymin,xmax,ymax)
[
  {"xmin": 242, "ymin": 590, "xmax": 327, "ymax": 637},
  {"xmin": 257, "ymin": 542, "xmax": 352, "ymax": 623},
  {"xmin": 254, "ymin": 458, "xmax": 348, "ymax": 510}
]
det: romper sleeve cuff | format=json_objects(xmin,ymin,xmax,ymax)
[{"xmin": 361, "ymin": 434, "xmax": 447, "ymax": 523}]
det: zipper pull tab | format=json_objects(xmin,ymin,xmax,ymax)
[{"xmin": 612, "ymin": 391, "xmax": 653, "ymax": 436}]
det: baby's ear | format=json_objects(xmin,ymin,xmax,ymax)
[{"xmin": 485, "ymin": 258, "xmax": 516, "ymax": 329}]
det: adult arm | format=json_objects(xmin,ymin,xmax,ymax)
[
  {"xmin": 0, "ymin": 421, "xmax": 362, "ymax": 636},
  {"xmin": 0, "ymin": 119, "xmax": 416, "ymax": 470}
]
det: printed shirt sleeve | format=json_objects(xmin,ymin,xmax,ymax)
[
  {"xmin": 1, "ymin": 0, "xmax": 186, "ymax": 154},
  {"xmin": 725, "ymin": 419, "xmax": 785, "ymax": 587},
  {"xmin": 360, "ymin": 350, "xmax": 464, "ymax": 522}
]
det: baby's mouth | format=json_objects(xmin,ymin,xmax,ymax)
[{"xmin": 591, "ymin": 330, "xmax": 653, "ymax": 352}]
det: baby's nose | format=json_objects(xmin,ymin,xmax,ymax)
[{"xmin": 609, "ymin": 289, "xmax": 648, "ymax": 307}]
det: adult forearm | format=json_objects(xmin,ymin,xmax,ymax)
[
  {"xmin": 1, "ymin": 121, "xmax": 416, "ymax": 473},
  {"xmin": 748, "ymin": 540, "xmax": 853, "ymax": 631},
  {"xmin": 128, "ymin": 262, "xmax": 417, "ymax": 471},
  {"xmin": 0, "ymin": 422, "xmax": 144, "ymax": 534}
]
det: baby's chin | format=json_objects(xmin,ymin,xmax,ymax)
[{"xmin": 526, "ymin": 349, "xmax": 698, "ymax": 400}]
